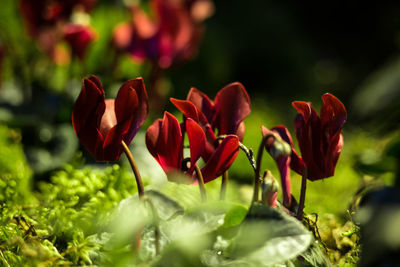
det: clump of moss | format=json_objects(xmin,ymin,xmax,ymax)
[
  {"xmin": 0, "ymin": 125, "xmax": 32, "ymax": 203},
  {"xmin": 0, "ymin": 162, "xmax": 139, "ymax": 266}
]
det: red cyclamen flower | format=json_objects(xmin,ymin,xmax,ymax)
[
  {"xmin": 146, "ymin": 112, "xmax": 240, "ymax": 183},
  {"xmin": 72, "ymin": 75, "xmax": 148, "ymax": 161},
  {"xmin": 171, "ymin": 82, "xmax": 251, "ymax": 160},
  {"xmin": 63, "ymin": 23, "xmax": 96, "ymax": 60},
  {"xmin": 292, "ymin": 93, "xmax": 346, "ymax": 180},
  {"xmin": 271, "ymin": 93, "xmax": 347, "ymax": 181}
]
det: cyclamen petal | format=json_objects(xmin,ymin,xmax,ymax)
[
  {"xmin": 201, "ymin": 135, "xmax": 240, "ymax": 183},
  {"xmin": 213, "ymin": 82, "xmax": 251, "ymax": 140},
  {"xmin": 186, "ymin": 118, "xmax": 206, "ymax": 174},
  {"xmin": 187, "ymin": 87, "xmax": 214, "ymax": 123},
  {"xmin": 156, "ymin": 112, "xmax": 183, "ymax": 172}
]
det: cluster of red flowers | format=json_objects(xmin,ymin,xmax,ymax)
[
  {"xmin": 72, "ymin": 75, "xmax": 346, "ymax": 208},
  {"xmin": 113, "ymin": 0, "xmax": 214, "ymax": 68},
  {"xmin": 19, "ymin": 0, "xmax": 97, "ymax": 64},
  {"xmin": 147, "ymin": 82, "xmax": 250, "ymax": 183}
]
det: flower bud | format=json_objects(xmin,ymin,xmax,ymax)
[{"xmin": 261, "ymin": 170, "xmax": 279, "ymax": 207}]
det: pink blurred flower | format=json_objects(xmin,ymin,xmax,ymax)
[
  {"xmin": 63, "ymin": 23, "xmax": 96, "ymax": 60},
  {"xmin": 113, "ymin": 0, "xmax": 213, "ymax": 68}
]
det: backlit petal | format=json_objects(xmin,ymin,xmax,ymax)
[
  {"xmin": 201, "ymin": 135, "xmax": 239, "ymax": 183},
  {"xmin": 187, "ymin": 87, "xmax": 214, "ymax": 123},
  {"xmin": 186, "ymin": 118, "xmax": 206, "ymax": 174}
]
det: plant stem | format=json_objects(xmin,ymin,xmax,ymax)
[
  {"xmin": 238, "ymin": 142, "xmax": 256, "ymax": 171},
  {"xmin": 143, "ymin": 197, "xmax": 160, "ymax": 256},
  {"xmin": 253, "ymin": 135, "xmax": 271, "ymax": 202},
  {"xmin": 121, "ymin": 140, "xmax": 145, "ymax": 198},
  {"xmin": 194, "ymin": 165, "xmax": 207, "ymax": 202},
  {"xmin": 220, "ymin": 171, "xmax": 229, "ymax": 201},
  {"xmin": 297, "ymin": 168, "xmax": 308, "ymax": 220}
]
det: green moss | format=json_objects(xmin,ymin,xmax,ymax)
[{"xmin": 0, "ymin": 125, "xmax": 32, "ymax": 203}]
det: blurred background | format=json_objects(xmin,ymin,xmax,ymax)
[
  {"xmin": 1, "ymin": 0, "xmax": 400, "ymax": 265},
  {"xmin": 1, "ymin": 0, "xmax": 400, "ymax": 219}
]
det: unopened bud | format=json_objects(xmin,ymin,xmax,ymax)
[
  {"xmin": 269, "ymin": 133, "xmax": 291, "ymax": 159},
  {"xmin": 261, "ymin": 170, "xmax": 279, "ymax": 207}
]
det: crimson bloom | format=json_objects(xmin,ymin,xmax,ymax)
[
  {"xmin": 291, "ymin": 93, "xmax": 347, "ymax": 180},
  {"xmin": 19, "ymin": 0, "xmax": 97, "ymax": 64},
  {"xmin": 63, "ymin": 23, "xmax": 96, "ymax": 60},
  {"xmin": 146, "ymin": 112, "xmax": 239, "ymax": 183},
  {"xmin": 270, "ymin": 93, "xmax": 347, "ymax": 181},
  {"xmin": 72, "ymin": 75, "xmax": 148, "ymax": 161},
  {"xmin": 171, "ymin": 82, "xmax": 251, "ymax": 160},
  {"xmin": 19, "ymin": 0, "xmax": 96, "ymax": 37}
]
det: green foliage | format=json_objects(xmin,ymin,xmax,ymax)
[
  {"xmin": 0, "ymin": 125, "xmax": 32, "ymax": 203},
  {"xmin": 0, "ymin": 163, "xmax": 137, "ymax": 266}
]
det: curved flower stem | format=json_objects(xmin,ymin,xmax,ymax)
[
  {"xmin": 297, "ymin": 167, "xmax": 308, "ymax": 220},
  {"xmin": 238, "ymin": 142, "xmax": 256, "ymax": 172},
  {"xmin": 121, "ymin": 141, "xmax": 145, "ymax": 198},
  {"xmin": 216, "ymin": 136, "xmax": 256, "ymax": 201},
  {"xmin": 253, "ymin": 134, "xmax": 272, "ymax": 203},
  {"xmin": 143, "ymin": 196, "xmax": 160, "ymax": 256},
  {"xmin": 194, "ymin": 164, "xmax": 207, "ymax": 202},
  {"xmin": 220, "ymin": 171, "xmax": 229, "ymax": 201}
]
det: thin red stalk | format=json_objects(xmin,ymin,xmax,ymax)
[{"xmin": 296, "ymin": 167, "xmax": 308, "ymax": 220}]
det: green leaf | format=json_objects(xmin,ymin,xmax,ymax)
[
  {"xmin": 145, "ymin": 190, "xmax": 185, "ymax": 221},
  {"xmin": 226, "ymin": 203, "xmax": 313, "ymax": 266}
]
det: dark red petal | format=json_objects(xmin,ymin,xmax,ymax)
[
  {"xmin": 213, "ymin": 82, "xmax": 251, "ymax": 136},
  {"xmin": 236, "ymin": 122, "xmax": 246, "ymax": 142},
  {"xmin": 157, "ymin": 112, "xmax": 183, "ymax": 172},
  {"xmin": 292, "ymin": 101, "xmax": 312, "ymax": 123},
  {"xmin": 270, "ymin": 125, "xmax": 305, "ymax": 175},
  {"xmin": 201, "ymin": 135, "xmax": 239, "ymax": 183},
  {"xmin": 203, "ymin": 124, "xmax": 217, "ymax": 161},
  {"xmin": 102, "ymin": 119, "xmax": 132, "ymax": 161},
  {"xmin": 115, "ymin": 83, "xmax": 139, "ymax": 123},
  {"xmin": 88, "ymin": 75, "xmax": 103, "ymax": 92},
  {"xmin": 187, "ymin": 87, "xmax": 215, "ymax": 123},
  {"xmin": 186, "ymin": 118, "xmax": 206, "ymax": 174},
  {"xmin": 292, "ymin": 100, "xmax": 325, "ymax": 179},
  {"xmin": 320, "ymin": 93, "xmax": 347, "ymax": 137},
  {"xmin": 146, "ymin": 119, "xmax": 162, "ymax": 157},
  {"xmin": 170, "ymin": 98, "xmax": 199, "ymax": 122},
  {"xmin": 72, "ymin": 77, "xmax": 104, "ymax": 133},
  {"xmin": 146, "ymin": 119, "xmax": 163, "ymax": 159},
  {"xmin": 72, "ymin": 77, "xmax": 105, "ymax": 159},
  {"xmin": 314, "ymin": 132, "xmax": 343, "ymax": 181},
  {"xmin": 117, "ymin": 78, "xmax": 149, "ymax": 145}
]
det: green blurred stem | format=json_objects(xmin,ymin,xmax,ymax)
[
  {"xmin": 194, "ymin": 165, "xmax": 207, "ymax": 202},
  {"xmin": 121, "ymin": 141, "xmax": 145, "ymax": 198},
  {"xmin": 253, "ymin": 134, "xmax": 271, "ymax": 202},
  {"xmin": 297, "ymin": 167, "xmax": 308, "ymax": 220},
  {"xmin": 143, "ymin": 197, "xmax": 160, "ymax": 255},
  {"xmin": 220, "ymin": 171, "xmax": 229, "ymax": 201}
]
